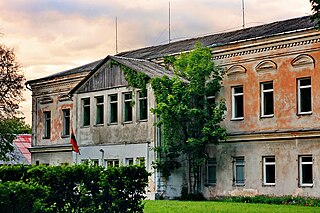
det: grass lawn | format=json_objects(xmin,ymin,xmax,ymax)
[{"xmin": 144, "ymin": 200, "xmax": 320, "ymax": 213}]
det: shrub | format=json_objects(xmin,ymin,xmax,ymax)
[{"xmin": 0, "ymin": 164, "xmax": 149, "ymax": 213}]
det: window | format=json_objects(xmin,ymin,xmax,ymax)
[
  {"xmin": 81, "ymin": 159, "xmax": 99, "ymax": 166},
  {"xmin": 297, "ymin": 78, "xmax": 312, "ymax": 114},
  {"xmin": 261, "ymin": 82, "xmax": 274, "ymax": 117},
  {"xmin": 233, "ymin": 157, "xmax": 245, "ymax": 185},
  {"xmin": 62, "ymin": 109, "xmax": 70, "ymax": 136},
  {"xmin": 136, "ymin": 157, "xmax": 145, "ymax": 166},
  {"xmin": 206, "ymin": 93, "xmax": 215, "ymax": 116},
  {"xmin": 263, "ymin": 156, "xmax": 275, "ymax": 185},
  {"xmin": 207, "ymin": 158, "xmax": 217, "ymax": 185},
  {"xmin": 95, "ymin": 96, "xmax": 104, "ymax": 125},
  {"xmin": 299, "ymin": 155, "xmax": 313, "ymax": 187},
  {"xmin": 125, "ymin": 158, "xmax": 134, "ymax": 166},
  {"xmin": 43, "ymin": 111, "xmax": 51, "ymax": 139},
  {"xmin": 232, "ymin": 86, "xmax": 244, "ymax": 119},
  {"xmin": 138, "ymin": 91, "xmax": 148, "ymax": 120},
  {"xmin": 123, "ymin": 93, "xmax": 133, "ymax": 122},
  {"xmin": 109, "ymin": 94, "xmax": 118, "ymax": 124},
  {"xmin": 105, "ymin": 159, "xmax": 119, "ymax": 168},
  {"xmin": 82, "ymin": 98, "xmax": 90, "ymax": 126}
]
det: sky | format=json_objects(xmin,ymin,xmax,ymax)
[{"xmin": 0, "ymin": 0, "xmax": 313, "ymax": 125}]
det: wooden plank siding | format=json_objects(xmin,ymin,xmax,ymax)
[{"xmin": 77, "ymin": 61, "xmax": 128, "ymax": 93}]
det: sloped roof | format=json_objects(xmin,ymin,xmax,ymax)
[
  {"xmin": 0, "ymin": 134, "xmax": 31, "ymax": 165},
  {"xmin": 117, "ymin": 16, "xmax": 317, "ymax": 59},
  {"xmin": 27, "ymin": 16, "xmax": 316, "ymax": 85},
  {"xmin": 26, "ymin": 59, "xmax": 103, "ymax": 85}
]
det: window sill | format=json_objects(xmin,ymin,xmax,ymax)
[
  {"xmin": 81, "ymin": 125, "xmax": 90, "ymax": 128},
  {"xmin": 233, "ymin": 183, "xmax": 245, "ymax": 187},
  {"xmin": 122, "ymin": 121, "xmax": 133, "ymax": 125},
  {"xmin": 42, "ymin": 137, "xmax": 50, "ymax": 140},
  {"xmin": 94, "ymin": 124, "xmax": 104, "ymax": 127},
  {"xmin": 231, "ymin": 117, "xmax": 244, "ymax": 121},
  {"xmin": 260, "ymin": 115, "xmax": 274, "ymax": 119},
  {"xmin": 262, "ymin": 183, "xmax": 275, "ymax": 187},
  {"xmin": 137, "ymin": 119, "xmax": 148, "ymax": 123},
  {"xmin": 61, "ymin": 135, "xmax": 70, "ymax": 138},
  {"xmin": 107, "ymin": 122, "xmax": 118, "ymax": 126},
  {"xmin": 297, "ymin": 112, "xmax": 312, "ymax": 116},
  {"xmin": 299, "ymin": 184, "xmax": 313, "ymax": 188}
]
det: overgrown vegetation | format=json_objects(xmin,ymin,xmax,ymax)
[
  {"xmin": 0, "ymin": 164, "xmax": 149, "ymax": 212},
  {"xmin": 120, "ymin": 43, "xmax": 226, "ymax": 195}
]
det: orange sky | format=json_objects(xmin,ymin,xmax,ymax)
[{"xmin": 0, "ymin": 0, "xmax": 312, "ymax": 125}]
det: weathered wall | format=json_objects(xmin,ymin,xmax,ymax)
[{"xmin": 204, "ymin": 137, "xmax": 320, "ymax": 198}]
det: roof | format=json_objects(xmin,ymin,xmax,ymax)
[
  {"xmin": 109, "ymin": 56, "xmax": 188, "ymax": 81},
  {"xmin": 117, "ymin": 16, "xmax": 317, "ymax": 59},
  {"xmin": 0, "ymin": 134, "xmax": 31, "ymax": 165},
  {"xmin": 69, "ymin": 55, "xmax": 188, "ymax": 94},
  {"xmin": 26, "ymin": 59, "xmax": 103, "ymax": 85},
  {"xmin": 27, "ymin": 16, "xmax": 317, "ymax": 85}
]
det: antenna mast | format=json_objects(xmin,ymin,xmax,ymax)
[
  {"xmin": 169, "ymin": 1, "xmax": 171, "ymax": 43},
  {"xmin": 242, "ymin": 0, "xmax": 245, "ymax": 29},
  {"xmin": 116, "ymin": 16, "xmax": 118, "ymax": 54}
]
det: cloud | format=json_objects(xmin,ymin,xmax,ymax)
[{"xmin": 0, "ymin": 0, "xmax": 313, "ymax": 124}]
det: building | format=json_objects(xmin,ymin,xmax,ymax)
[
  {"xmin": 0, "ymin": 134, "xmax": 31, "ymax": 165},
  {"xmin": 26, "ymin": 16, "xmax": 320, "ymax": 198}
]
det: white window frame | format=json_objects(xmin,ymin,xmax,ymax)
[
  {"xmin": 95, "ymin": 96, "xmax": 104, "ymax": 125},
  {"xmin": 62, "ymin": 109, "xmax": 70, "ymax": 137},
  {"xmin": 233, "ymin": 157, "xmax": 245, "ymax": 186},
  {"xmin": 263, "ymin": 156, "xmax": 275, "ymax": 186},
  {"xmin": 105, "ymin": 159, "xmax": 120, "ymax": 168},
  {"xmin": 232, "ymin": 86, "xmax": 244, "ymax": 120},
  {"xmin": 297, "ymin": 78, "xmax": 312, "ymax": 115},
  {"xmin": 261, "ymin": 82, "xmax": 274, "ymax": 118},
  {"xmin": 299, "ymin": 155, "xmax": 313, "ymax": 187},
  {"xmin": 125, "ymin": 158, "xmax": 134, "ymax": 166}
]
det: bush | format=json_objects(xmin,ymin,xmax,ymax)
[
  {"xmin": 0, "ymin": 181, "xmax": 51, "ymax": 213},
  {"xmin": 0, "ymin": 164, "xmax": 149, "ymax": 213}
]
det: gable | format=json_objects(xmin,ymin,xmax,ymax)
[{"xmin": 76, "ymin": 60, "xmax": 128, "ymax": 94}]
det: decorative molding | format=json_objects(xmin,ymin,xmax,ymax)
[
  {"xmin": 58, "ymin": 94, "xmax": 71, "ymax": 102},
  {"xmin": 213, "ymin": 38, "xmax": 320, "ymax": 60},
  {"xmin": 291, "ymin": 54, "xmax": 315, "ymax": 67},
  {"xmin": 256, "ymin": 60, "xmax": 277, "ymax": 72},
  {"xmin": 39, "ymin": 96, "xmax": 53, "ymax": 104},
  {"xmin": 226, "ymin": 65, "xmax": 246, "ymax": 76}
]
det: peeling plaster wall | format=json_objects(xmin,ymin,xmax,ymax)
[{"xmin": 204, "ymin": 138, "xmax": 320, "ymax": 198}]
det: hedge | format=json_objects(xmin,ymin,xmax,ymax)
[{"xmin": 0, "ymin": 164, "xmax": 149, "ymax": 213}]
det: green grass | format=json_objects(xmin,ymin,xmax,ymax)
[{"xmin": 143, "ymin": 200, "xmax": 320, "ymax": 213}]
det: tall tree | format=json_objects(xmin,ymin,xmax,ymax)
[
  {"xmin": 150, "ymin": 43, "xmax": 226, "ymax": 194},
  {"xmin": 0, "ymin": 44, "xmax": 25, "ymax": 119},
  {"xmin": 0, "ymin": 44, "xmax": 26, "ymax": 161},
  {"xmin": 120, "ymin": 43, "xmax": 227, "ymax": 195}
]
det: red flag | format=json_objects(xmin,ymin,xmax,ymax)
[{"xmin": 70, "ymin": 129, "xmax": 80, "ymax": 154}]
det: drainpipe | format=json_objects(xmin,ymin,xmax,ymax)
[{"xmin": 99, "ymin": 149, "xmax": 104, "ymax": 166}]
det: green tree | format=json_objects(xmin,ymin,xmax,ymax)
[
  {"xmin": 0, "ymin": 118, "xmax": 31, "ymax": 161},
  {"xmin": 150, "ymin": 43, "xmax": 226, "ymax": 194},
  {"xmin": 310, "ymin": 0, "xmax": 320, "ymax": 26},
  {"xmin": 0, "ymin": 44, "xmax": 25, "ymax": 119}
]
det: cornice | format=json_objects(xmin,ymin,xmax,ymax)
[
  {"xmin": 29, "ymin": 144, "xmax": 72, "ymax": 153},
  {"xmin": 213, "ymin": 36, "xmax": 320, "ymax": 61}
]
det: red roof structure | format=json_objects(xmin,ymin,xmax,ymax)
[{"xmin": 12, "ymin": 134, "xmax": 31, "ymax": 164}]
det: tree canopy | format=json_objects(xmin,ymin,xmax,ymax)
[
  {"xmin": 0, "ymin": 44, "xmax": 25, "ymax": 119},
  {"xmin": 122, "ymin": 43, "xmax": 227, "ymax": 194},
  {"xmin": 310, "ymin": 0, "xmax": 320, "ymax": 26}
]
